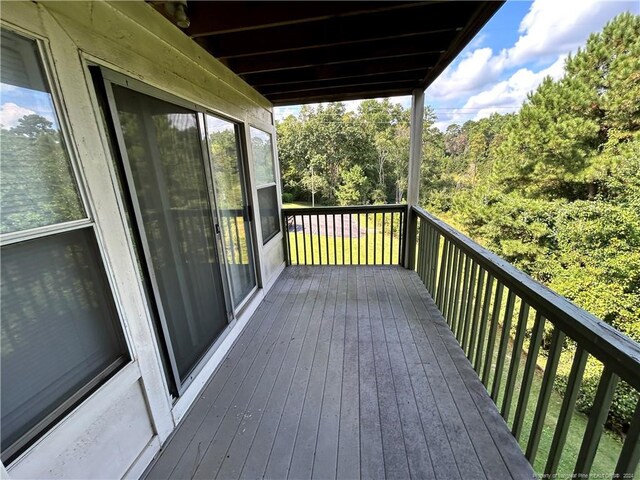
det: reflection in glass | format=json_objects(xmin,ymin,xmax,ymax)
[
  {"xmin": 206, "ymin": 115, "xmax": 256, "ymax": 307},
  {"xmin": 112, "ymin": 85, "xmax": 228, "ymax": 382},
  {"xmin": 1, "ymin": 229, "xmax": 127, "ymax": 454},
  {"xmin": 250, "ymin": 127, "xmax": 276, "ymax": 185},
  {"xmin": 0, "ymin": 29, "xmax": 84, "ymax": 234}
]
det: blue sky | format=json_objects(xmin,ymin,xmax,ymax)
[
  {"xmin": 0, "ymin": 83, "xmax": 58, "ymax": 130},
  {"xmin": 274, "ymin": 0, "xmax": 639, "ymax": 130}
]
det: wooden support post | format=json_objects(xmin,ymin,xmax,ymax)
[{"xmin": 404, "ymin": 88, "xmax": 424, "ymax": 269}]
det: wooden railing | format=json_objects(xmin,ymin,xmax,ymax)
[
  {"xmin": 410, "ymin": 205, "xmax": 640, "ymax": 478},
  {"xmin": 282, "ymin": 205, "xmax": 406, "ymax": 265}
]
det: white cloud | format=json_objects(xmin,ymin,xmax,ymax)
[
  {"xmin": 274, "ymin": 105, "xmax": 302, "ymax": 122},
  {"xmin": 428, "ymin": 0, "xmax": 637, "ymax": 103},
  {"xmin": 505, "ymin": 0, "xmax": 637, "ymax": 66},
  {"xmin": 428, "ymin": 0, "xmax": 638, "ymax": 130},
  {"xmin": 464, "ymin": 54, "xmax": 567, "ymax": 118},
  {"xmin": 0, "ymin": 102, "xmax": 35, "ymax": 129},
  {"xmin": 432, "ymin": 54, "xmax": 567, "ymax": 130},
  {"xmin": 429, "ymin": 47, "xmax": 505, "ymax": 101}
]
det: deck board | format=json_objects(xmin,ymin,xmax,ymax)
[{"xmin": 144, "ymin": 266, "xmax": 534, "ymax": 480}]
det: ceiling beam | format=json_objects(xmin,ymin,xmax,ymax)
[
  {"xmin": 186, "ymin": 1, "xmax": 423, "ymax": 37},
  {"xmin": 225, "ymin": 30, "xmax": 455, "ymax": 75},
  {"xmin": 259, "ymin": 75, "xmax": 423, "ymax": 96},
  {"xmin": 242, "ymin": 55, "xmax": 437, "ymax": 87},
  {"xmin": 201, "ymin": 2, "xmax": 475, "ymax": 59},
  {"xmin": 269, "ymin": 87, "xmax": 416, "ymax": 106}
]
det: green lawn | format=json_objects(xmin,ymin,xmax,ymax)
[
  {"xmin": 286, "ymin": 228, "xmax": 402, "ymax": 266},
  {"xmin": 282, "ymin": 201, "xmax": 312, "ymax": 208}
]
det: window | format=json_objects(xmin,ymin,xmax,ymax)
[
  {"xmin": 206, "ymin": 114, "xmax": 256, "ymax": 307},
  {"xmin": 250, "ymin": 127, "xmax": 280, "ymax": 244},
  {"xmin": 0, "ymin": 29, "xmax": 128, "ymax": 462}
]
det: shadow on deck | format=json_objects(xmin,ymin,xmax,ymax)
[{"xmin": 145, "ymin": 266, "xmax": 534, "ymax": 479}]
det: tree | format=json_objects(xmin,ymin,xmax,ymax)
[{"xmin": 1, "ymin": 114, "xmax": 83, "ymax": 233}]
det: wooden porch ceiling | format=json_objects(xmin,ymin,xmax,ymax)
[{"xmin": 176, "ymin": 1, "xmax": 504, "ymax": 105}]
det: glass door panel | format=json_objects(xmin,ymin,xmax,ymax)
[
  {"xmin": 206, "ymin": 115, "xmax": 256, "ymax": 308},
  {"xmin": 109, "ymin": 84, "xmax": 229, "ymax": 386}
]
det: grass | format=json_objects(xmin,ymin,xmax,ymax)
[
  {"xmin": 282, "ymin": 201, "xmax": 313, "ymax": 208},
  {"xmin": 287, "ymin": 232, "xmax": 402, "ymax": 265}
]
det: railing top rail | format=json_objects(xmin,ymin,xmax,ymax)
[
  {"xmin": 283, "ymin": 204, "xmax": 407, "ymax": 215},
  {"xmin": 412, "ymin": 205, "xmax": 640, "ymax": 389}
]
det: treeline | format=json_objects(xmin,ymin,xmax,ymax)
[
  {"xmin": 278, "ymin": 98, "xmax": 412, "ymax": 205},
  {"xmin": 277, "ymin": 13, "xmax": 639, "ymax": 430}
]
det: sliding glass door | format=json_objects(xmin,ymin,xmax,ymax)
[
  {"xmin": 205, "ymin": 115, "xmax": 256, "ymax": 308},
  {"xmin": 105, "ymin": 81, "xmax": 230, "ymax": 390}
]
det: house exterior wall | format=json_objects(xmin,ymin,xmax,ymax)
[{"xmin": 0, "ymin": 1, "xmax": 285, "ymax": 477}]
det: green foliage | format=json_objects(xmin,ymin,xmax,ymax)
[
  {"xmin": 281, "ymin": 192, "xmax": 295, "ymax": 204},
  {"xmin": 1, "ymin": 115, "xmax": 84, "ymax": 233},
  {"xmin": 276, "ymin": 101, "xmax": 434, "ymax": 206}
]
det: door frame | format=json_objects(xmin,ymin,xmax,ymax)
[
  {"xmin": 99, "ymin": 68, "xmax": 236, "ymax": 396},
  {"xmin": 202, "ymin": 111, "xmax": 259, "ymax": 314}
]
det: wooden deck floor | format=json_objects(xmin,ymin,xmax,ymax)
[{"xmin": 145, "ymin": 266, "xmax": 534, "ymax": 480}]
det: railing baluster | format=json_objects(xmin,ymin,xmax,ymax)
[
  {"xmin": 294, "ymin": 215, "xmax": 300, "ymax": 265},
  {"xmin": 390, "ymin": 212, "xmax": 394, "ymax": 266},
  {"xmin": 415, "ymin": 220, "xmax": 422, "ymax": 278},
  {"xmin": 341, "ymin": 213, "xmax": 345, "ymax": 265},
  {"xmin": 373, "ymin": 212, "xmax": 377, "ymax": 264},
  {"xmin": 491, "ymin": 289, "xmax": 516, "ymax": 401},
  {"xmin": 444, "ymin": 246, "xmax": 460, "ymax": 323},
  {"xmin": 381, "ymin": 212, "xmax": 386, "ymax": 265},
  {"xmin": 461, "ymin": 261, "xmax": 478, "ymax": 353},
  {"xmin": 316, "ymin": 214, "xmax": 321, "ymax": 265},
  {"xmin": 301, "ymin": 214, "xmax": 307, "ymax": 265},
  {"xmin": 429, "ymin": 228, "xmax": 438, "ymax": 292},
  {"xmin": 426, "ymin": 225, "xmax": 434, "ymax": 291},
  {"xmin": 422, "ymin": 222, "xmax": 430, "ymax": 285},
  {"xmin": 357, "ymin": 213, "xmax": 361, "ymax": 265},
  {"xmin": 421, "ymin": 223, "xmax": 429, "ymax": 286},
  {"xmin": 501, "ymin": 301, "xmax": 530, "ymax": 418},
  {"xmin": 545, "ymin": 346, "xmax": 588, "ymax": 475},
  {"xmin": 456, "ymin": 256, "xmax": 472, "ymax": 340},
  {"xmin": 309, "ymin": 214, "xmax": 315, "ymax": 265},
  {"xmin": 467, "ymin": 268, "xmax": 486, "ymax": 363},
  {"xmin": 325, "ymin": 214, "xmax": 330, "ymax": 265},
  {"xmin": 450, "ymin": 248, "xmax": 465, "ymax": 330},
  {"xmin": 614, "ymin": 399, "xmax": 640, "ymax": 476},
  {"xmin": 234, "ymin": 216, "xmax": 242, "ymax": 264},
  {"xmin": 435, "ymin": 239, "xmax": 450, "ymax": 310},
  {"xmin": 574, "ymin": 367, "xmax": 619, "ymax": 476},
  {"xmin": 365, "ymin": 212, "xmax": 369, "ymax": 265},
  {"xmin": 482, "ymin": 282, "xmax": 504, "ymax": 386},
  {"xmin": 284, "ymin": 215, "xmax": 291, "ymax": 264},
  {"xmin": 332, "ymin": 213, "xmax": 337, "ymax": 265},
  {"xmin": 526, "ymin": 326, "xmax": 566, "ymax": 463},
  {"xmin": 441, "ymin": 243, "xmax": 452, "ymax": 318},
  {"xmin": 430, "ymin": 231, "xmax": 440, "ymax": 293},
  {"xmin": 398, "ymin": 210, "xmax": 410, "ymax": 265},
  {"xmin": 349, "ymin": 212, "xmax": 353, "ymax": 265},
  {"xmin": 513, "ymin": 311, "xmax": 545, "ymax": 441}
]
